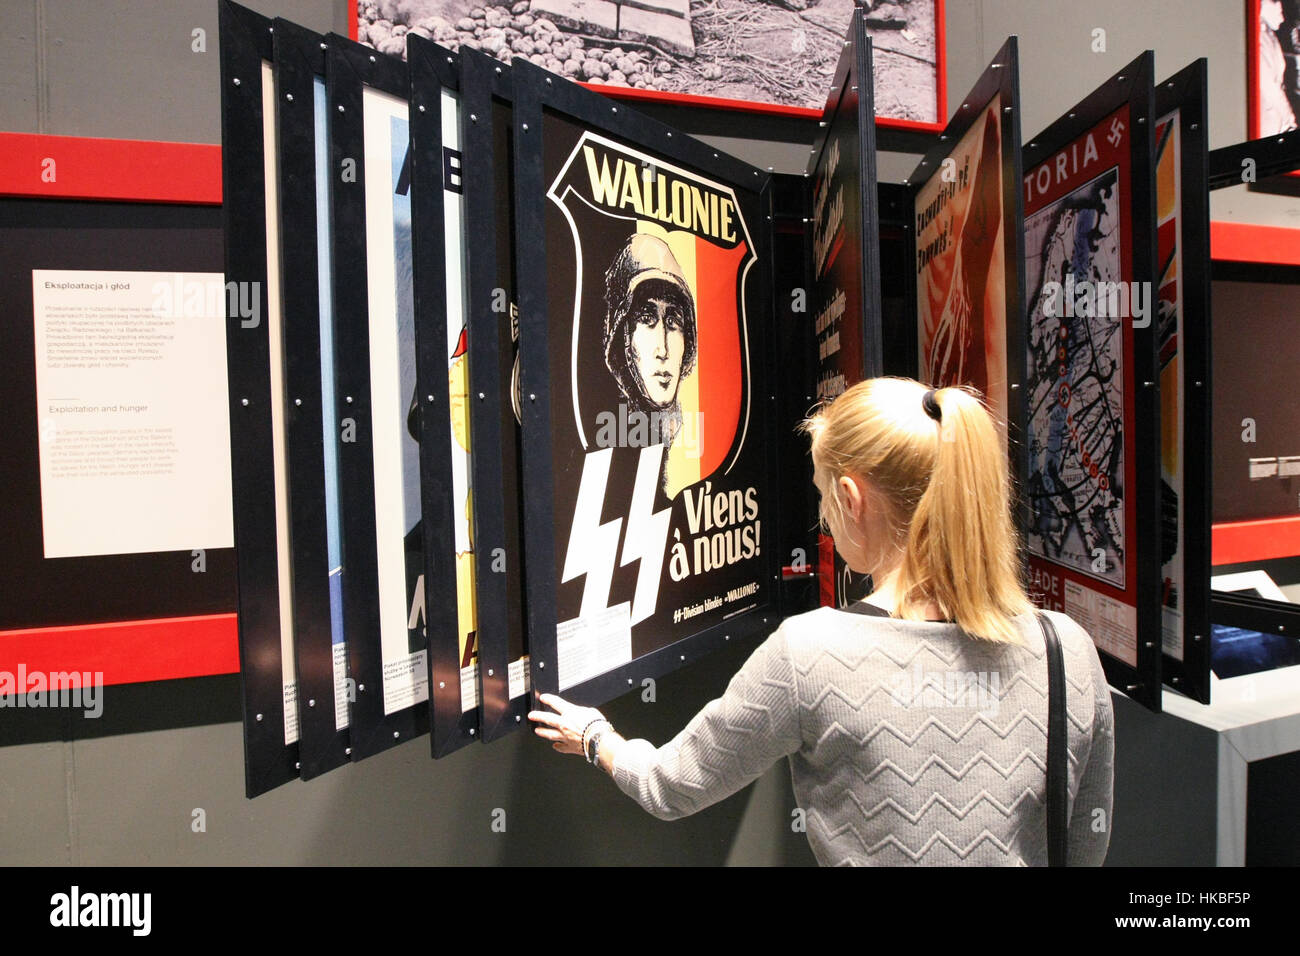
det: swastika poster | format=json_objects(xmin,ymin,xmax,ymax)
[{"xmin": 1023, "ymin": 104, "xmax": 1141, "ymax": 667}]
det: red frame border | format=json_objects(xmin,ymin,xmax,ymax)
[
  {"xmin": 0, "ymin": 615, "xmax": 239, "ymax": 689},
  {"xmin": 0, "ymin": 132, "xmax": 221, "ymax": 204},
  {"xmin": 347, "ymin": 0, "xmax": 947, "ymax": 131},
  {"xmin": 0, "ymin": 132, "xmax": 234, "ymax": 690},
  {"xmin": 1210, "ymin": 219, "xmax": 1300, "ymax": 265},
  {"xmin": 1213, "ymin": 516, "xmax": 1300, "ymax": 565}
]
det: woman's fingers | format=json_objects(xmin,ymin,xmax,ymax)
[
  {"xmin": 538, "ymin": 692, "xmax": 568, "ymax": 714},
  {"xmin": 528, "ymin": 695, "xmax": 608, "ymax": 758}
]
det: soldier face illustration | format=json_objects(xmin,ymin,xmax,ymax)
[
  {"xmin": 604, "ymin": 234, "xmax": 698, "ymax": 429},
  {"xmin": 628, "ymin": 292, "xmax": 687, "ymax": 407}
]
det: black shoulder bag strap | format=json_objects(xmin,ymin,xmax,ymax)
[{"xmin": 1037, "ymin": 611, "xmax": 1068, "ymax": 867}]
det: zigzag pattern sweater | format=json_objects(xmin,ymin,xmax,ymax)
[{"xmin": 611, "ymin": 606, "xmax": 1115, "ymax": 865}]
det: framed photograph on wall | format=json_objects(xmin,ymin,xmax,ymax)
[
  {"xmin": 1248, "ymin": 0, "xmax": 1300, "ymax": 141},
  {"xmin": 351, "ymin": 0, "xmax": 945, "ymax": 130},
  {"xmin": 1246, "ymin": 0, "xmax": 1300, "ymax": 191}
]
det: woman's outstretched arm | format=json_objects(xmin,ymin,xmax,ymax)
[{"xmin": 530, "ymin": 624, "xmax": 802, "ymax": 821}]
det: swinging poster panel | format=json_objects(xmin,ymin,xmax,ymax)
[
  {"xmin": 407, "ymin": 35, "xmax": 482, "ymax": 756},
  {"xmin": 273, "ymin": 20, "xmax": 352, "ymax": 778},
  {"xmin": 1021, "ymin": 53, "xmax": 1161, "ymax": 709},
  {"xmin": 459, "ymin": 47, "xmax": 532, "ymax": 741},
  {"xmin": 1154, "ymin": 60, "xmax": 1211, "ymax": 704},
  {"xmin": 912, "ymin": 37, "xmax": 1026, "ymax": 458},
  {"xmin": 327, "ymin": 36, "xmax": 431, "ymax": 755},
  {"xmin": 219, "ymin": 0, "xmax": 300, "ymax": 796},
  {"xmin": 807, "ymin": 10, "xmax": 880, "ymax": 610},
  {"xmin": 514, "ymin": 61, "xmax": 778, "ymax": 704}
]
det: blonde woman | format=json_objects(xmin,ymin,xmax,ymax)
[{"xmin": 530, "ymin": 378, "xmax": 1114, "ymax": 866}]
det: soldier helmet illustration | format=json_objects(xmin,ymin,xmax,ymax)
[{"xmin": 602, "ymin": 234, "xmax": 698, "ymax": 410}]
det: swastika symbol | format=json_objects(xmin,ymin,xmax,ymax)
[{"xmin": 1107, "ymin": 117, "xmax": 1125, "ymax": 148}]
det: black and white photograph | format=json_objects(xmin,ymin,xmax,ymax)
[
  {"xmin": 1250, "ymin": 0, "xmax": 1300, "ymax": 136},
  {"xmin": 353, "ymin": 0, "xmax": 942, "ymax": 123}
]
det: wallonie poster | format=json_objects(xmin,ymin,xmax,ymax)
[{"xmin": 542, "ymin": 122, "xmax": 766, "ymax": 691}]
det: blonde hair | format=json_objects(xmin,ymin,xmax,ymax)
[{"xmin": 800, "ymin": 377, "xmax": 1032, "ymax": 644}]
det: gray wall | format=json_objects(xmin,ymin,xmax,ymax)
[
  {"xmin": 2, "ymin": 640, "xmax": 816, "ymax": 865},
  {"xmin": 0, "ymin": 0, "xmax": 348, "ymax": 139},
  {"xmin": 0, "ymin": 0, "xmax": 1255, "ymax": 865},
  {"xmin": 1211, "ymin": 280, "xmax": 1300, "ymax": 522}
]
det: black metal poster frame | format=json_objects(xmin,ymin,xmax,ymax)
[
  {"xmin": 1155, "ymin": 59, "xmax": 1212, "ymax": 704},
  {"xmin": 407, "ymin": 35, "xmax": 481, "ymax": 756},
  {"xmin": 769, "ymin": 172, "xmax": 820, "ymax": 618},
  {"xmin": 1021, "ymin": 52, "xmax": 1162, "ymax": 711},
  {"xmin": 878, "ymin": 181, "xmax": 919, "ymax": 379},
  {"xmin": 1207, "ymin": 130, "xmax": 1300, "ymax": 189},
  {"xmin": 218, "ymin": 0, "xmax": 299, "ymax": 795},
  {"xmin": 905, "ymin": 37, "xmax": 1028, "ymax": 534},
  {"xmin": 272, "ymin": 20, "xmax": 352, "ymax": 779},
  {"xmin": 1212, "ymin": 590, "xmax": 1300, "ymax": 640},
  {"xmin": 512, "ymin": 58, "xmax": 781, "ymax": 708},
  {"xmin": 326, "ymin": 33, "xmax": 429, "ymax": 757},
  {"xmin": 458, "ymin": 47, "xmax": 532, "ymax": 743},
  {"xmin": 806, "ymin": 9, "xmax": 883, "ymax": 382},
  {"xmin": 805, "ymin": 11, "xmax": 881, "ymax": 610}
]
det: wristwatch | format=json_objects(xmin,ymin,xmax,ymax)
[
  {"xmin": 588, "ymin": 726, "xmax": 609, "ymax": 766},
  {"xmin": 584, "ymin": 720, "xmax": 610, "ymax": 764}
]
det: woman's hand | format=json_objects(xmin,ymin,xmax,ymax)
[{"xmin": 528, "ymin": 693, "xmax": 608, "ymax": 757}]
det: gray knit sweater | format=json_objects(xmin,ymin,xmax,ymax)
[{"xmin": 611, "ymin": 606, "xmax": 1114, "ymax": 866}]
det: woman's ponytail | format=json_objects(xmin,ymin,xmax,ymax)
[
  {"xmin": 802, "ymin": 377, "xmax": 1031, "ymax": 644},
  {"xmin": 895, "ymin": 386, "xmax": 1030, "ymax": 642}
]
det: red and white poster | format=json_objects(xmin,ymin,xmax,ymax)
[
  {"xmin": 915, "ymin": 93, "xmax": 1008, "ymax": 433},
  {"xmin": 1023, "ymin": 105, "xmax": 1141, "ymax": 667}
]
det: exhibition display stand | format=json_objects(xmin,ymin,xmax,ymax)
[{"xmin": 1109, "ymin": 666, "xmax": 1300, "ymax": 866}]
